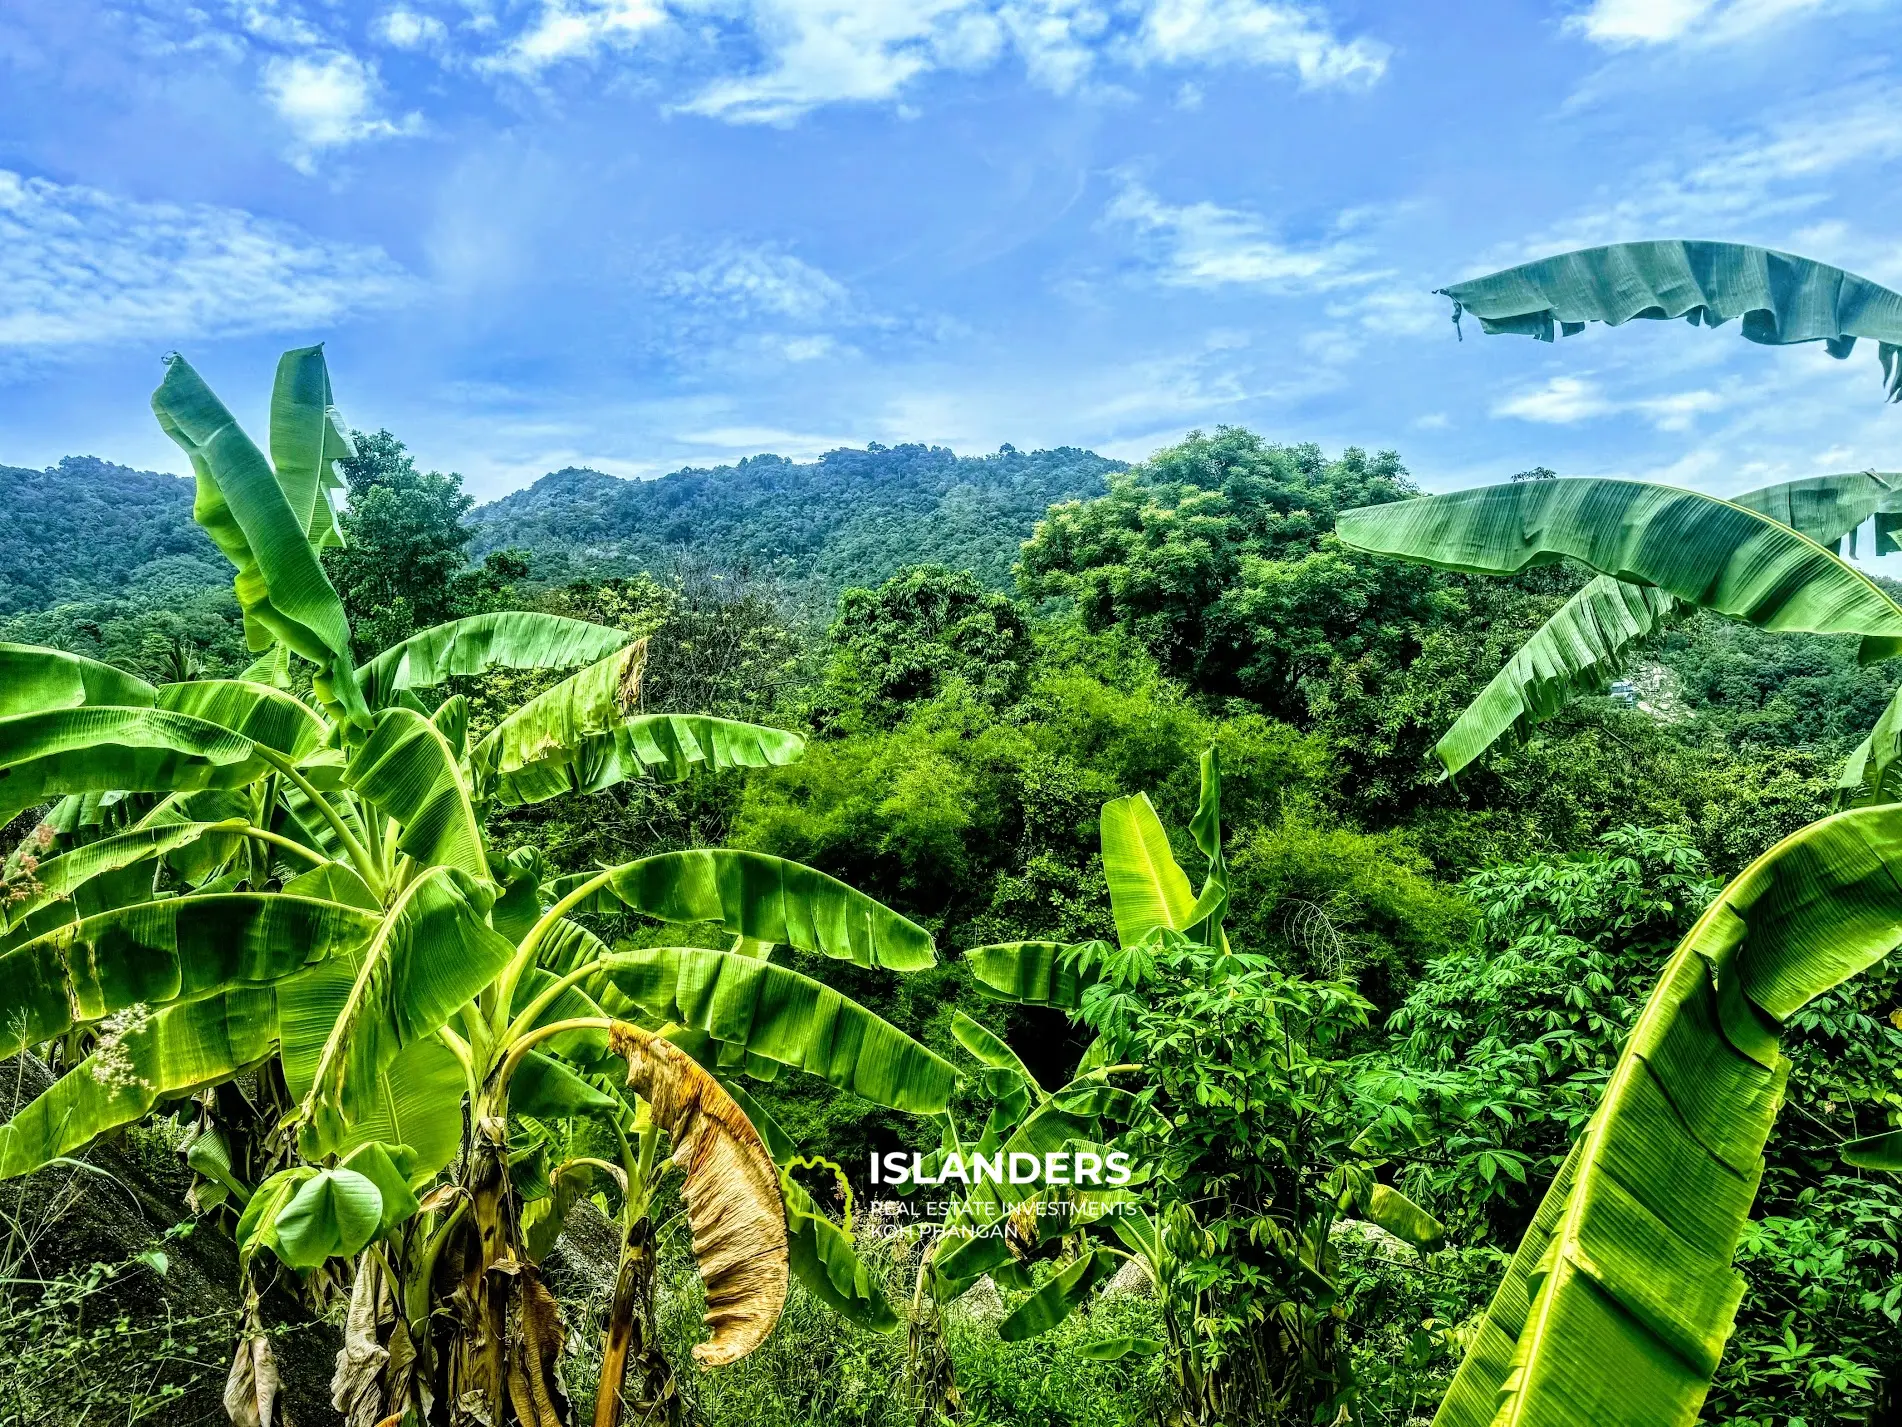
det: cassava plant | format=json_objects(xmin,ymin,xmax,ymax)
[
  {"xmin": 1336, "ymin": 240, "xmax": 1902, "ymax": 1427},
  {"xmin": 0, "ymin": 345, "xmax": 959, "ymax": 1427}
]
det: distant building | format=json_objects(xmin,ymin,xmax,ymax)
[{"xmin": 1608, "ymin": 680, "xmax": 1637, "ymax": 707}]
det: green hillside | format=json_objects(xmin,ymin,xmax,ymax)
[{"xmin": 467, "ymin": 442, "xmax": 1122, "ymax": 590}]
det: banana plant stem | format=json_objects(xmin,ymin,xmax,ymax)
[
  {"xmin": 254, "ymin": 748, "xmax": 382, "ymax": 896},
  {"xmin": 493, "ymin": 865, "xmax": 623, "ymax": 1033},
  {"xmin": 499, "ymin": 955, "xmax": 614, "ymax": 1051}
]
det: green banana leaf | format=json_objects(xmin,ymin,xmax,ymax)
[
  {"xmin": 1077, "ymin": 1336, "xmax": 1164, "ymax": 1361},
  {"xmin": 551, "ymin": 849, "xmax": 935, "ymax": 971},
  {"xmin": 1437, "ymin": 804, "xmax": 1902, "ymax": 1427},
  {"xmin": 0, "ymin": 893, "xmax": 379, "ymax": 1058},
  {"xmin": 475, "ymin": 682, "xmax": 805, "ymax": 805},
  {"xmin": 0, "ymin": 707, "xmax": 276, "ymax": 825},
  {"xmin": 1361, "ymin": 1183, "xmax": 1445, "ymax": 1252},
  {"xmin": 592, "ymin": 946, "xmax": 958, "ymax": 1113},
  {"xmin": 1838, "ymin": 683, "xmax": 1902, "ymax": 809},
  {"xmin": 239, "ymin": 642, "xmax": 294, "ymax": 690},
  {"xmin": 1439, "ymin": 240, "xmax": 1902, "ymax": 400},
  {"xmin": 0, "ymin": 643, "xmax": 156, "ymax": 716},
  {"xmin": 1841, "ymin": 1130, "xmax": 1902, "ymax": 1170},
  {"xmin": 345, "ymin": 707, "xmax": 488, "ymax": 878},
  {"xmin": 297, "ymin": 866, "xmax": 515, "ymax": 1156},
  {"xmin": 156, "ymin": 680, "xmax": 327, "ymax": 758},
  {"xmin": 354, "ymin": 612, "xmax": 634, "ymax": 708},
  {"xmin": 997, "ymin": 1250, "xmax": 1118, "ymax": 1341},
  {"xmin": 338, "ymin": 1142, "xmax": 421, "ymax": 1231},
  {"xmin": 783, "ymin": 1174, "xmax": 898, "ymax": 1332},
  {"xmin": 1412, "ymin": 471, "xmax": 1902, "ymax": 777},
  {"xmin": 0, "ymin": 989, "xmax": 277, "ymax": 1181},
  {"xmin": 512, "ymin": 1049, "xmax": 624, "ymax": 1122},
  {"xmin": 0, "ymin": 820, "xmax": 248, "ymax": 932},
  {"xmin": 267, "ymin": 344, "xmax": 350, "ymax": 549},
  {"xmin": 258, "ymin": 1166, "xmax": 384, "ymax": 1269},
  {"xmin": 1100, "ymin": 793, "xmax": 1195, "ymax": 949},
  {"xmin": 1337, "ymin": 479, "xmax": 1902, "ymax": 665},
  {"xmin": 964, "ymin": 941, "xmax": 1109, "ymax": 1007},
  {"xmin": 951, "ymin": 1011, "xmax": 1044, "ymax": 1097},
  {"xmin": 151, "ymin": 354, "xmax": 367, "ymax": 726}
]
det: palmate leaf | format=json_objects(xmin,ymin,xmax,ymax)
[
  {"xmin": 0, "ymin": 989, "xmax": 277, "ymax": 1181},
  {"xmin": 151, "ymin": 354, "xmax": 368, "ymax": 726},
  {"xmin": 345, "ymin": 707, "xmax": 488, "ymax": 877},
  {"xmin": 1404, "ymin": 468, "xmax": 1902, "ymax": 776},
  {"xmin": 268, "ymin": 344, "xmax": 351, "ymax": 550},
  {"xmin": 551, "ymin": 849, "xmax": 936, "ymax": 971},
  {"xmin": 593, "ymin": 946, "xmax": 958, "ymax": 1113},
  {"xmin": 0, "ymin": 894, "xmax": 379, "ymax": 1058},
  {"xmin": 354, "ymin": 612, "xmax": 634, "ymax": 709},
  {"xmin": 297, "ymin": 865, "xmax": 515, "ymax": 1158},
  {"xmin": 1437, "ymin": 806, "xmax": 1902, "ymax": 1427},
  {"xmin": 0, "ymin": 707, "xmax": 277, "ymax": 826},
  {"xmin": 1439, "ymin": 240, "xmax": 1902, "ymax": 401},
  {"xmin": 0, "ymin": 643, "xmax": 156, "ymax": 717},
  {"xmin": 1100, "ymin": 793, "xmax": 1196, "ymax": 949},
  {"xmin": 1336, "ymin": 479, "xmax": 1902, "ymax": 664}
]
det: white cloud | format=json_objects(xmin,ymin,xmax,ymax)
[
  {"xmin": 0, "ymin": 169, "xmax": 417, "ymax": 348},
  {"xmin": 489, "ymin": 0, "xmax": 667, "ymax": 74},
  {"xmin": 1131, "ymin": 0, "xmax": 1388, "ymax": 86},
  {"xmin": 660, "ymin": 244, "xmax": 853, "ymax": 322},
  {"xmin": 1105, "ymin": 180, "xmax": 1375, "ymax": 292},
  {"xmin": 375, "ymin": 8, "xmax": 450, "ymax": 49},
  {"xmin": 262, "ymin": 50, "xmax": 420, "ymax": 164},
  {"xmin": 1493, "ymin": 376, "xmax": 1730, "ymax": 428},
  {"xmin": 1493, "ymin": 376, "xmax": 1613, "ymax": 424},
  {"xmin": 1566, "ymin": 0, "xmax": 1849, "ymax": 47}
]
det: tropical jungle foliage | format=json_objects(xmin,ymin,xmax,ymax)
[{"xmin": 13, "ymin": 239, "xmax": 1902, "ymax": 1427}]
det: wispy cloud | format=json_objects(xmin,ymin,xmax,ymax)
[
  {"xmin": 660, "ymin": 243, "xmax": 854, "ymax": 322},
  {"xmin": 263, "ymin": 50, "xmax": 421, "ymax": 167},
  {"xmin": 1565, "ymin": 0, "xmax": 1855, "ymax": 48},
  {"xmin": 486, "ymin": 0, "xmax": 668, "ymax": 75},
  {"xmin": 1104, "ymin": 179, "xmax": 1376, "ymax": 292},
  {"xmin": 0, "ymin": 169, "xmax": 418, "ymax": 348},
  {"xmin": 1128, "ymin": 0, "xmax": 1388, "ymax": 86},
  {"xmin": 1493, "ymin": 374, "xmax": 1728, "ymax": 429}
]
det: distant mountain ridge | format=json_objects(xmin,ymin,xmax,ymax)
[
  {"xmin": 468, "ymin": 442, "xmax": 1123, "ymax": 591},
  {"xmin": 0, "ymin": 442, "xmax": 1122, "ymax": 621}
]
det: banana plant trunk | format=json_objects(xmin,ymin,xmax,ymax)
[
  {"xmin": 444, "ymin": 1098, "xmax": 571, "ymax": 1427},
  {"xmin": 592, "ymin": 1215, "xmax": 677, "ymax": 1427}
]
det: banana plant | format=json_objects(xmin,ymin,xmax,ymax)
[
  {"xmin": 0, "ymin": 345, "xmax": 958, "ymax": 1427},
  {"xmin": 955, "ymin": 750, "xmax": 1445, "ymax": 1424},
  {"xmin": 1372, "ymin": 240, "xmax": 1902, "ymax": 778},
  {"xmin": 1334, "ymin": 240, "xmax": 1902, "ymax": 1427}
]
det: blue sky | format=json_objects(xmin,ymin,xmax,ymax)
[{"xmin": 3, "ymin": 0, "xmax": 1900, "ymax": 514}]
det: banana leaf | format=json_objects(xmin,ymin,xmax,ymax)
[
  {"xmin": 0, "ymin": 893, "xmax": 380, "ymax": 1058},
  {"xmin": 783, "ymin": 1174, "xmax": 898, "ymax": 1332},
  {"xmin": 1100, "ymin": 793, "xmax": 1195, "ymax": 949},
  {"xmin": 1838, "ymin": 682, "xmax": 1902, "ymax": 809},
  {"xmin": 1418, "ymin": 471, "xmax": 1902, "ymax": 777},
  {"xmin": 151, "ymin": 354, "xmax": 367, "ymax": 725},
  {"xmin": 1336, "ymin": 479, "xmax": 1902, "ymax": 665},
  {"xmin": 997, "ymin": 1250, "xmax": 1117, "ymax": 1341},
  {"xmin": 297, "ymin": 866, "xmax": 514, "ymax": 1156},
  {"xmin": 1439, "ymin": 240, "xmax": 1902, "ymax": 401},
  {"xmin": 345, "ymin": 707, "xmax": 488, "ymax": 878},
  {"xmin": 551, "ymin": 849, "xmax": 935, "ymax": 971},
  {"xmin": 156, "ymin": 680, "xmax": 328, "ymax": 758},
  {"xmin": 0, "ymin": 989, "xmax": 278, "ymax": 1181},
  {"xmin": 964, "ymin": 941, "xmax": 1109, "ymax": 1008},
  {"xmin": 0, "ymin": 820, "xmax": 249, "ymax": 932},
  {"xmin": 0, "ymin": 707, "xmax": 276, "ymax": 826},
  {"xmin": 354, "ymin": 612, "xmax": 634, "ymax": 708},
  {"xmin": 951, "ymin": 1011, "xmax": 1044, "ymax": 1097},
  {"xmin": 0, "ymin": 643, "xmax": 156, "ymax": 716},
  {"xmin": 268, "ymin": 345, "xmax": 351, "ymax": 549},
  {"xmin": 1437, "ymin": 805, "xmax": 1902, "ymax": 1427},
  {"xmin": 592, "ymin": 946, "xmax": 958, "ymax": 1113}
]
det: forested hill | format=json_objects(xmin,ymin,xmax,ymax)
[
  {"xmin": 467, "ymin": 442, "xmax": 1123, "ymax": 590},
  {"xmin": 0, "ymin": 457, "xmax": 220, "ymax": 613}
]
